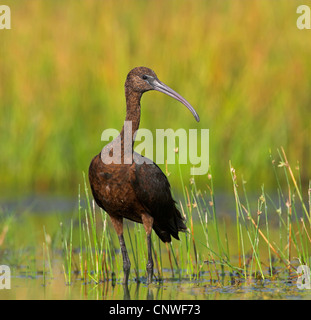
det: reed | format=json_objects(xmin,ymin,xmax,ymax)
[
  {"xmin": 43, "ymin": 225, "xmax": 53, "ymax": 279},
  {"xmin": 1, "ymin": 147, "xmax": 309, "ymax": 290},
  {"xmin": 61, "ymin": 219, "xmax": 73, "ymax": 285}
]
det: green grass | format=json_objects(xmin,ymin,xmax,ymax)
[
  {"xmin": 0, "ymin": 149, "xmax": 310, "ymax": 291},
  {"xmin": 0, "ymin": 0, "xmax": 310, "ymax": 197}
]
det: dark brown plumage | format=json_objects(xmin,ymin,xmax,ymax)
[{"xmin": 89, "ymin": 67, "xmax": 200, "ymax": 283}]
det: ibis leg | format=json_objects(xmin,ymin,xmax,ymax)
[
  {"xmin": 110, "ymin": 216, "xmax": 131, "ymax": 284},
  {"xmin": 142, "ymin": 213, "xmax": 154, "ymax": 284},
  {"xmin": 146, "ymin": 233, "xmax": 153, "ymax": 284},
  {"xmin": 119, "ymin": 234, "xmax": 131, "ymax": 284}
]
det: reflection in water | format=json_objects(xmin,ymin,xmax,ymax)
[
  {"xmin": 102, "ymin": 281, "xmax": 158, "ymax": 300},
  {"xmin": 122, "ymin": 284, "xmax": 130, "ymax": 300},
  {"xmin": 0, "ymin": 273, "xmax": 311, "ymax": 300}
]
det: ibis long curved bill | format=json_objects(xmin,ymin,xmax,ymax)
[{"xmin": 152, "ymin": 79, "xmax": 200, "ymax": 122}]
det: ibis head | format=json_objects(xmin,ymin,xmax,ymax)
[{"xmin": 125, "ymin": 67, "xmax": 200, "ymax": 122}]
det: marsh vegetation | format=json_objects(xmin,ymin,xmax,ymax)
[{"xmin": 0, "ymin": 1, "xmax": 310, "ymax": 300}]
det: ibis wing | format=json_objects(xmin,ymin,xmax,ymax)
[{"xmin": 131, "ymin": 153, "xmax": 187, "ymax": 242}]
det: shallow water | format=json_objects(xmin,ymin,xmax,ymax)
[
  {"xmin": 1, "ymin": 267, "xmax": 311, "ymax": 300},
  {"xmin": 1, "ymin": 196, "xmax": 310, "ymax": 301}
]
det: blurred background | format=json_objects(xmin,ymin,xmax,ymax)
[{"xmin": 0, "ymin": 0, "xmax": 310, "ymax": 204}]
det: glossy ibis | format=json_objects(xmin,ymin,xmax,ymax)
[{"xmin": 89, "ymin": 67, "xmax": 200, "ymax": 283}]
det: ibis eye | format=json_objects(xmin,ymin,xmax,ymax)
[{"xmin": 142, "ymin": 75, "xmax": 148, "ymax": 80}]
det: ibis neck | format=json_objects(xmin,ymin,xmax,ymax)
[{"xmin": 120, "ymin": 89, "xmax": 142, "ymax": 147}]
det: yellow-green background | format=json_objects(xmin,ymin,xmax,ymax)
[{"xmin": 1, "ymin": 0, "xmax": 310, "ymax": 198}]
